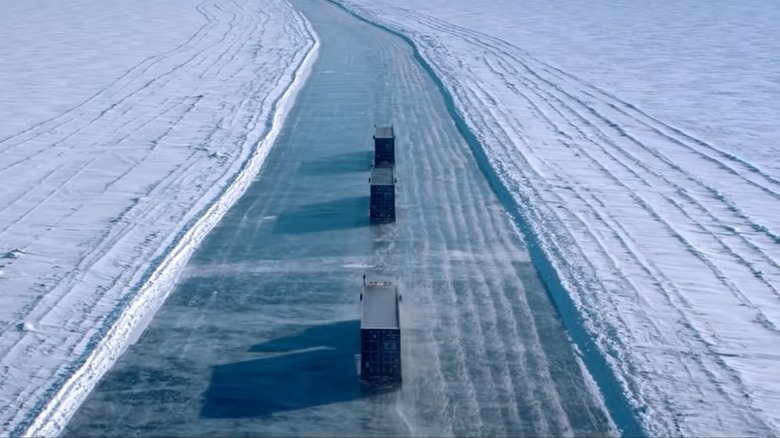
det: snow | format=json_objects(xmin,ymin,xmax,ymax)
[
  {"xmin": 331, "ymin": 0, "xmax": 780, "ymax": 435},
  {"xmin": 0, "ymin": 0, "xmax": 318, "ymax": 436}
]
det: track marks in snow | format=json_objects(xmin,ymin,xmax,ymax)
[
  {"xmin": 386, "ymin": 31, "xmax": 607, "ymax": 436},
  {"xmin": 332, "ymin": 3, "xmax": 780, "ymax": 435},
  {"xmin": 0, "ymin": 1, "xmax": 315, "ymax": 435}
]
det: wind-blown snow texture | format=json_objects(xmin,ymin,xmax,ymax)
[
  {"xmin": 334, "ymin": 0, "xmax": 780, "ymax": 436},
  {"xmin": 0, "ymin": 0, "xmax": 317, "ymax": 436}
]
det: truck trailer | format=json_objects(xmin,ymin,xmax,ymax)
[
  {"xmin": 373, "ymin": 125, "xmax": 395, "ymax": 168},
  {"xmin": 359, "ymin": 277, "xmax": 402, "ymax": 387},
  {"xmin": 369, "ymin": 166, "xmax": 395, "ymax": 223}
]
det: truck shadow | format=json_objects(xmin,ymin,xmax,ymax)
[
  {"xmin": 274, "ymin": 196, "xmax": 370, "ymax": 234},
  {"xmin": 298, "ymin": 150, "xmax": 373, "ymax": 176},
  {"xmin": 200, "ymin": 320, "xmax": 361, "ymax": 418}
]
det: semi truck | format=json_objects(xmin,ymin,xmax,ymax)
[
  {"xmin": 359, "ymin": 276, "xmax": 402, "ymax": 387},
  {"xmin": 373, "ymin": 125, "xmax": 395, "ymax": 167},
  {"xmin": 369, "ymin": 166, "xmax": 396, "ymax": 223}
]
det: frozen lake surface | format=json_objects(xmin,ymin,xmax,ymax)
[{"xmin": 63, "ymin": 0, "xmax": 616, "ymax": 436}]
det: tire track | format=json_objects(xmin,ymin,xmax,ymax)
[
  {"xmin": 414, "ymin": 15, "xmax": 780, "ymax": 298},
  {"xmin": 380, "ymin": 5, "xmax": 780, "ymax": 292},
  {"xmin": 520, "ymin": 60, "xmax": 780, "ymax": 275},
  {"xmin": 0, "ymin": 96, "xmax": 198, "ymax": 238},
  {"xmin": 0, "ymin": 1, "xmax": 218, "ymax": 152},
  {"xmin": 454, "ymin": 67, "xmax": 670, "ymax": 433},
  {"xmin": 503, "ymin": 56, "xmax": 780, "ymax": 319},
  {"xmin": 396, "ymin": 109, "xmax": 452, "ymax": 437},
  {"xmin": 414, "ymin": 107, "xmax": 484, "ymax": 435},
  {"xmin": 493, "ymin": 54, "xmax": 780, "ymax": 332},
  {"xmin": 457, "ymin": 162, "xmax": 528, "ymax": 435},
  {"xmin": 387, "ymin": 9, "xmax": 780, "ymax": 204},
  {"xmin": 0, "ymin": 98, "xmax": 206, "ymax": 349},
  {"xmin": 382, "ymin": 12, "xmax": 601, "ymax": 435},
  {"xmin": 1, "ymin": 0, "xmax": 280, "ymax": 248},
  {"xmin": 0, "ymin": 1, "xmax": 235, "ymax": 176},
  {"xmin": 488, "ymin": 41, "xmax": 771, "ymax": 435},
  {"xmin": 537, "ymin": 62, "xmax": 780, "ymax": 192},
  {"xmin": 391, "ymin": 49, "xmax": 456, "ymax": 436}
]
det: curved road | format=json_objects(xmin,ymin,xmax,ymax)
[{"xmin": 64, "ymin": 0, "xmax": 615, "ymax": 436}]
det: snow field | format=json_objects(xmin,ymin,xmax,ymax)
[{"xmin": 0, "ymin": 0, "xmax": 318, "ymax": 435}]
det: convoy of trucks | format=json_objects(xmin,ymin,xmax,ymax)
[{"xmin": 360, "ymin": 125, "xmax": 402, "ymax": 388}]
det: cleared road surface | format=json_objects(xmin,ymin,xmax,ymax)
[{"xmin": 64, "ymin": 0, "xmax": 615, "ymax": 436}]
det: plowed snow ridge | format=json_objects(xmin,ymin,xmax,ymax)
[
  {"xmin": 0, "ymin": 0, "xmax": 318, "ymax": 436},
  {"xmin": 335, "ymin": 1, "xmax": 780, "ymax": 436}
]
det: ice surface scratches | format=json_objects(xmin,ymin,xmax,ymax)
[
  {"xmin": 0, "ymin": 0, "xmax": 317, "ymax": 436},
  {"xmin": 335, "ymin": 1, "xmax": 780, "ymax": 436}
]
